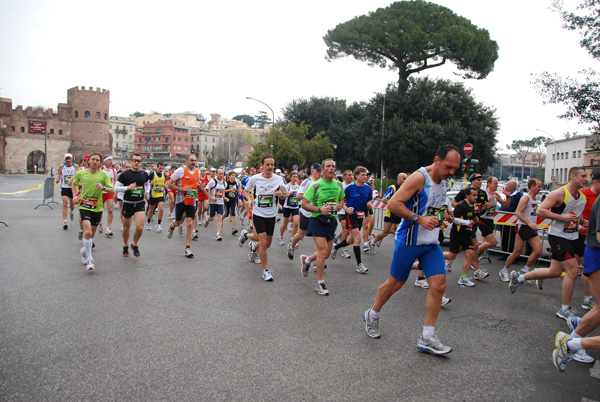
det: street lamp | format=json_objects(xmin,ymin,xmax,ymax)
[
  {"xmin": 536, "ymin": 128, "xmax": 557, "ymax": 186},
  {"xmin": 332, "ymin": 144, "xmax": 337, "ymax": 161},
  {"xmin": 246, "ymin": 96, "xmax": 275, "ymax": 127}
]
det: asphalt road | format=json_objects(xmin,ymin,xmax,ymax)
[{"xmin": 1, "ymin": 174, "xmax": 599, "ymax": 401}]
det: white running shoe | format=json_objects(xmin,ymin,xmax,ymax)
[
  {"xmin": 263, "ymin": 269, "xmax": 273, "ymax": 281},
  {"xmin": 300, "ymin": 254, "xmax": 310, "ymax": 277},
  {"xmin": 277, "ymin": 236, "xmax": 285, "ymax": 246},
  {"xmin": 315, "ymin": 281, "xmax": 329, "ymax": 295},
  {"xmin": 445, "ymin": 259, "xmax": 452, "ymax": 272},
  {"xmin": 184, "ymin": 247, "xmax": 194, "ymax": 258},
  {"xmin": 341, "ymin": 248, "xmax": 351, "ymax": 259},
  {"xmin": 86, "ymin": 259, "xmax": 95, "ymax": 271},
  {"xmin": 156, "ymin": 224, "xmax": 162, "ymax": 232},
  {"xmin": 215, "ymin": 233, "xmax": 222, "ymax": 241},
  {"xmin": 441, "ymin": 295, "xmax": 451, "ymax": 306},
  {"xmin": 167, "ymin": 225, "xmax": 174, "ymax": 239},
  {"xmin": 499, "ymin": 268, "xmax": 510, "ymax": 282},
  {"xmin": 474, "ymin": 270, "xmax": 490, "ymax": 280},
  {"xmin": 356, "ymin": 263, "xmax": 369, "ymax": 274},
  {"xmin": 178, "ymin": 225, "xmax": 183, "ymax": 235},
  {"xmin": 572, "ymin": 349, "xmax": 595, "ymax": 363},
  {"xmin": 288, "ymin": 222, "xmax": 293, "ymax": 231},
  {"xmin": 98, "ymin": 222, "xmax": 103, "ymax": 233},
  {"xmin": 457, "ymin": 277, "xmax": 475, "ymax": 287},
  {"xmin": 105, "ymin": 229, "xmax": 113, "ymax": 237},
  {"xmin": 80, "ymin": 247, "xmax": 88, "ymax": 265},
  {"xmin": 414, "ymin": 278, "xmax": 429, "ymax": 289},
  {"xmin": 146, "ymin": 222, "xmax": 151, "ymax": 230},
  {"xmin": 203, "ymin": 218, "xmax": 209, "ymax": 227},
  {"xmin": 238, "ymin": 230, "xmax": 248, "ymax": 247}
]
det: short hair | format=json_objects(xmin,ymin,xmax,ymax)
[
  {"xmin": 131, "ymin": 153, "xmax": 142, "ymax": 160},
  {"xmin": 344, "ymin": 169, "xmax": 353, "ymax": 176},
  {"xmin": 157, "ymin": 162, "xmax": 164, "ymax": 167},
  {"xmin": 487, "ymin": 176, "xmax": 497, "ymax": 185},
  {"xmin": 465, "ymin": 187, "xmax": 477, "ymax": 196},
  {"xmin": 353, "ymin": 166, "xmax": 368, "ymax": 177},
  {"xmin": 290, "ymin": 170, "xmax": 298, "ymax": 177},
  {"xmin": 322, "ymin": 158, "xmax": 335, "ymax": 168},
  {"xmin": 186, "ymin": 154, "xmax": 196, "ymax": 161},
  {"xmin": 528, "ymin": 178, "xmax": 540, "ymax": 189},
  {"xmin": 435, "ymin": 144, "xmax": 460, "ymax": 160},
  {"xmin": 88, "ymin": 152, "xmax": 102, "ymax": 162},
  {"xmin": 569, "ymin": 166, "xmax": 583, "ymax": 180},
  {"xmin": 261, "ymin": 154, "xmax": 274, "ymax": 164}
]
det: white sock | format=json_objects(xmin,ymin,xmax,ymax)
[
  {"xmin": 83, "ymin": 238, "xmax": 93, "ymax": 260},
  {"xmin": 571, "ymin": 331, "xmax": 582, "ymax": 339},
  {"xmin": 584, "ymin": 296, "xmax": 593, "ymax": 303},
  {"xmin": 517, "ymin": 274, "xmax": 525, "ymax": 283},
  {"xmin": 369, "ymin": 309, "xmax": 379, "ymax": 320},
  {"xmin": 566, "ymin": 337, "xmax": 583, "ymax": 352},
  {"xmin": 562, "ymin": 305, "xmax": 570, "ymax": 311},
  {"xmin": 422, "ymin": 326, "xmax": 435, "ymax": 340}
]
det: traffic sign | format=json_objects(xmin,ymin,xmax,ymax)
[
  {"xmin": 293, "ymin": 164, "xmax": 298, "ymax": 170},
  {"xmin": 464, "ymin": 143, "xmax": 473, "ymax": 154},
  {"xmin": 230, "ymin": 164, "xmax": 234, "ymax": 169}
]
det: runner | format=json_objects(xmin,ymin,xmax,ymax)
[
  {"xmin": 299, "ymin": 159, "xmax": 345, "ymax": 295},
  {"xmin": 224, "ymin": 170, "xmax": 240, "ymax": 236},
  {"xmin": 277, "ymin": 171, "xmax": 300, "ymax": 246},
  {"xmin": 509, "ymin": 167, "xmax": 588, "ymax": 320},
  {"xmin": 115, "ymin": 153, "xmax": 150, "ymax": 258},
  {"xmin": 237, "ymin": 154, "xmax": 287, "ymax": 281},
  {"xmin": 478, "ymin": 176, "xmax": 500, "ymax": 262},
  {"xmin": 331, "ymin": 166, "xmax": 373, "ymax": 274},
  {"xmin": 71, "ymin": 153, "xmax": 115, "ymax": 270},
  {"xmin": 240, "ymin": 167, "xmax": 256, "ymax": 226},
  {"xmin": 98, "ymin": 155, "xmax": 117, "ymax": 237},
  {"xmin": 166, "ymin": 154, "xmax": 202, "ymax": 258},
  {"xmin": 146, "ymin": 162, "xmax": 166, "ymax": 232},
  {"xmin": 197, "ymin": 167, "xmax": 210, "ymax": 224},
  {"xmin": 362, "ymin": 177, "xmax": 376, "ymax": 250},
  {"xmin": 55, "ymin": 153, "xmax": 78, "ymax": 230},
  {"xmin": 499, "ymin": 179, "xmax": 543, "ymax": 281},
  {"xmin": 362, "ymin": 144, "xmax": 459, "ymax": 355},
  {"xmin": 579, "ymin": 171, "xmax": 600, "ymax": 311},
  {"xmin": 116, "ymin": 162, "xmax": 131, "ymax": 213},
  {"xmin": 166, "ymin": 165, "xmax": 177, "ymax": 220},
  {"xmin": 287, "ymin": 163, "xmax": 322, "ymax": 260},
  {"xmin": 367, "ymin": 172, "xmax": 407, "ymax": 253},
  {"xmin": 443, "ymin": 187, "xmax": 489, "ymax": 287},
  {"xmin": 335, "ymin": 169, "xmax": 355, "ymax": 259},
  {"xmin": 204, "ymin": 168, "xmax": 227, "ymax": 240}
]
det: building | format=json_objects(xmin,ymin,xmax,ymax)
[
  {"xmin": 135, "ymin": 120, "xmax": 192, "ymax": 159},
  {"xmin": 0, "ymin": 86, "xmax": 110, "ymax": 174},
  {"xmin": 110, "ymin": 116, "xmax": 136, "ymax": 161},
  {"xmin": 544, "ymin": 135, "xmax": 587, "ymax": 184}
]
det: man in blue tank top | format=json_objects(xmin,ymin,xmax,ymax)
[{"xmin": 363, "ymin": 145, "xmax": 460, "ymax": 355}]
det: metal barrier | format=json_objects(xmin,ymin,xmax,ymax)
[{"xmin": 35, "ymin": 177, "xmax": 59, "ymax": 209}]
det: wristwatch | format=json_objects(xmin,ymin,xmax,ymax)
[{"xmin": 411, "ymin": 214, "xmax": 419, "ymax": 223}]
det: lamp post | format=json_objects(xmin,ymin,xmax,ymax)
[
  {"xmin": 536, "ymin": 128, "xmax": 556, "ymax": 188},
  {"xmin": 246, "ymin": 97, "xmax": 275, "ymax": 127},
  {"xmin": 332, "ymin": 144, "xmax": 337, "ymax": 161}
]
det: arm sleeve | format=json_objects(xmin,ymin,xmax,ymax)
[{"xmin": 113, "ymin": 180, "xmax": 129, "ymax": 193}]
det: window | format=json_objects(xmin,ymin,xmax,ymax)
[
  {"xmin": 84, "ymin": 111, "xmax": 90, "ymax": 118},
  {"xmin": 50, "ymin": 129, "xmax": 54, "ymax": 134},
  {"xmin": 144, "ymin": 145, "xmax": 151, "ymax": 151},
  {"xmin": 185, "ymin": 138, "xmax": 188, "ymax": 142},
  {"xmin": 155, "ymin": 129, "xmax": 161, "ymax": 133},
  {"xmin": 154, "ymin": 137, "xmax": 160, "ymax": 142},
  {"xmin": 10, "ymin": 126, "xmax": 15, "ymax": 132},
  {"xmin": 74, "ymin": 111, "xmax": 79, "ymax": 118},
  {"xmin": 96, "ymin": 112, "xmax": 101, "ymax": 119},
  {"xmin": 178, "ymin": 137, "xmax": 182, "ymax": 142},
  {"xmin": 144, "ymin": 137, "xmax": 151, "ymax": 143},
  {"xmin": 578, "ymin": 150, "xmax": 582, "ymax": 158},
  {"xmin": 178, "ymin": 146, "xmax": 181, "ymax": 150},
  {"xmin": 185, "ymin": 147, "xmax": 188, "ymax": 151},
  {"xmin": 20, "ymin": 127, "xmax": 24, "ymax": 132},
  {"xmin": 59, "ymin": 129, "xmax": 63, "ymax": 135},
  {"xmin": 573, "ymin": 151, "xmax": 577, "ymax": 158},
  {"xmin": 213, "ymin": 138, "xmax": 215, "ymax": 142},
  {"xmin": 165, "ymin": 137, "xmax": 169, "ymax": 143},
  {"xmin": 552, "ymin": 154, "xmax": 555, "ymax": 161},
  {"xmin": 561, "ymin": 153, "xmax": 564, "ymax": 159},
  {"xmin": 566, "ymin": 152, "xmax": 569, "ymax": 159},
  {"xmin": 104, "ymin": 113, "xmax": 107, "ymax": 120}
]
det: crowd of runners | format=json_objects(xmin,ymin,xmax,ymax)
[{"xmin": 56, "ymin": 145, "xmax": 600, "ymax": 370}]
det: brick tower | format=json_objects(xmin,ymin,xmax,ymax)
[{"xmin": 67, "ymin": 86, "xmax": 111, "ymax": 157}]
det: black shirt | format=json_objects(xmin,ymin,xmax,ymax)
[
  {"xmin": 452, "ymin": 200, "xmax": 476, "ymax": 234},
  {"xmin": 118, "ymin": 170, "xmax": 149, "ymax": 202},
  {"xmin": 454, "ymin": 188, "xmax": 488, "ymax": 217}
]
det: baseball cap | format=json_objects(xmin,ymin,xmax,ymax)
[
  {"xmin": 210, "ymin": 167, "xmax": 216, "ymax": 172},
  {"xmin": 200, "ymin": 167, "xmax": 207, "ymax": 171},
  {"xmin": 311, "ymin": 163, "xmax": 322, "ymax": 171},
  {"xmin": 83, "ymin": 155, "xmax": 90, "ymax": 160},
  {"xmin": 64, "ymin": 153, "xmax": 72, "ymax": 159},
  {"xmin": 275, "ymin": 169, "xmax": 281, "ymax": 174},
  {"xmin": 469, "ymin": 173, "xmax": 483, "ymax": 182}
]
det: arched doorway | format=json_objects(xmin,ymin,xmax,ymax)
[{"xmin": 27, "ymin": 150, "xmax": 45, "ymax": 173}]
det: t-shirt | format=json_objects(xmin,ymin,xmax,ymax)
[
  {"xmin": 302, "ymin": 178, "xmax": 345, "ymax": 218},
  {"xmin": 298, "ymin": 176, "xmax": 316, "ymax": 218},
  {"xmin": 118, "ymin": 170, "xmax": 150, "ymax": 203},
  {"xmin": 585, "ymin": 195, "xmax": 600, "ymax": 248},
  {"xmin": 245, "ymin": 173, "xmax": 286, "ymax": 218},
  {"xmin": 452, "ymin": 200, "xmax": 476, "ymax": 234},
  {"xmin": 454, "ymin": 187, "xmax": 488, "ymax": 217},
  {"xmin": 72, "ymin": 169, "xmax": 113, "ymax": 212},
  {"xmin": 581, "ymin": 188, "xmax": 599, "ymax": 236},
  {"xmin": 207, "ymin": 178, "xmax": 227, "ymax": 205},
  {"xmin": 344, "ymin": 182, "xmax": 373, "ymax": 215}
]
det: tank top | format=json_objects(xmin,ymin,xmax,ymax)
[
  {"xmin": 61, "ymin": 165, "xmax": 76, "ymax": 188},
  {"xmin": 547, "ymin": 186, "xmax": 586, "ymax": 240},
  {"xmin": 517, "ymin": 193, "xmax": 538, "ymax": 227},
  {"xmin": 396, "ymin": 167, "xmax": 447, "ymax": 246},
  {"xmin": 151, "ymin": 171, "xmax": 166, "ymax": 198},
  {"xmin": 180, "ymin": 167, "xmax": 200, "ymax": 206}
]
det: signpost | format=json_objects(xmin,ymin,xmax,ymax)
[
  {"xmin": 463, "ymin": 143, "xmax": 473, "ymax": 187},
  {"xmin": 464, "ymin": 143, "xmax": 473, "ymax": 154}
]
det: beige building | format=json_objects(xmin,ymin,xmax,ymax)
[{"xmin": 110, "ymin": 116, "xmax": 136, "ymax": 161}]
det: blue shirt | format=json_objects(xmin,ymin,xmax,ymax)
[
  {"xmin": 344, "ymin": 183, "xmax": 372, "ymax": 213},
  {"xmin": 499, "ymin": 189, "xmax": 523, "ymax": 212}
]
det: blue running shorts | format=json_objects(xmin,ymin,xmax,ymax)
[{"xmin": 390, "ymin": 239, "xmax": 446, "ymax": 281}]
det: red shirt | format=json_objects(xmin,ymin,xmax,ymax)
[{"xmin": 581, "ymin": 188, "xmax": 599, "ymax": 235}]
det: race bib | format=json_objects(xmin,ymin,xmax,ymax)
[
  {"xmin": 326, "ymin": 202, "xmax": 338, "ymax": 215},
  {"xmin": 81, "ymin": 196, "xmax": 98, "ymax": 209},
  {"xmin": 288, "ymin": 197, "xmax": 299, "ymax": 207},
  {"xmin": 184, "ymin": 189, "xmax": 198, "ymax": 206},
  {"xmin": 474, "ymin": 203, "xmax": 482, "ymax": 213},
  {"xmin": 485, "ymin": 207, "xmax": 495, "ymax": 218},
  {"xmin": 427, "ymin": 206, "xmax": 445, "ymax": 222},
  {"xmin": 564, "ymin": 219, "xmax": 578, "ymax": 233},
  {"xmin": 216, "ymin": 190, "xmax": 224, "ymax": 198},
  {"xmin": 257, "ymin": 195, "xmax": 273, "ymax": 208},
  {"xmin": 356, "ymin": 211, "xmax": 365, "ymax": 219},
  {"xmin": 532, "ymin": 203, "xmax": 539, "ymax": 216},
  {"xmin": 63, "ymin": 175, "xmax": 72, "ymax": 185},
  {"xmin": 154, "ymin": 185, "xmax": 164, "ymax": 193}
]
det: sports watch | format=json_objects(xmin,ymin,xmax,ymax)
[{"xmin": 411, "ymin": 214, "xmax": 419, "ymax": 223}]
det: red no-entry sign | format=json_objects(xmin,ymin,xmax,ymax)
[{"xmin": 464, "ymin": 143, "xmax": 473, "ymax": 154}]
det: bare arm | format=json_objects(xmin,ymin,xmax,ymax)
[
  {"xmin": 387, "ymin": 172, "xmax": 438, "ymax": 231},
  {"xmin": 536, "ymin": 188, "xmax": 573, "ymax": 222},
  {"xmin": 514, "ymin": 195, "xmax": 536, "ymax": 230}
]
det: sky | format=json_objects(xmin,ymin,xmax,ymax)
[{"xmin": 1, "ymin": 0, "xmax": 599, "ymax": 152}]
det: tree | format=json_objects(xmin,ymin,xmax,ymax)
[
  {"xmin": 132, "ymin": 112, "xmax": 144, "ymax": 117},
  {"xmin": 507, "ymin": 139, "xmax": 536, "ymax": 180},
  {"xmin": 233, "ymin": 114, "xmax": 255, "ymax": 127},
  {"xmin": 323, "ymin": 0, "xmax": 499, "ymax": 92},
  {"xmin": 254, "ymin": 111, "xmax": 271, "ymax": 129},
  {"xmin": 533, "ymin": 1, "xmax": 600, "ymax": 128},
  {"xmin": 533, "ymin": 136, "xmax": 552, "ymax": 168}
]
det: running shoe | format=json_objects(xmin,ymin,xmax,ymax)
[
  {"xmin": 203, "ymin": 218, "xmax": 209, "ymax": 227},
  {"xmin": 567, "ymin": 316, "xmax": 580, "ymax": 332},
  {"xmin": 508, "ymin": 270, "xmax": 521, "ymax": 293},
  {"xmin": 70, "ymin": 211, "xmax": 74, "ymax": 221},
  {"xmin": 414, "ymin": 278, "xmax": 429, "ymax": 289},
  {"xmin": 341, "ymin": 248, "xmax": 351, "ymax": 259},
  {"xmin": 238, "ymin": 229, "xmax": 248, "ymax": 247},
  {"xmin": 552, "ymin": 331, "xmax": 571, "ymax": 372},
  {"xmin": 458, "ymin": 277, "xmax": 475, "ymax": 287},
  {"xmin": 192, "ymin": 230, "xmax": 199, "ymax": 241},
  {"xmin": 315, "ymin": 281, "xmax": 329, "ymax": 295},
  {"xmin": 363, "ymin": 244, "xmax": 369, "ymax": 253},
  {"xmin": 178, "ymin": 225, "xmax": 183, "ymax": 235},
  {"xmin": 98, "ymin": 222, "xmax": 103, "ymax": 233},
  {"xmin": 356, "ymin": 263, "xmax": 369, "ymax": 274},
  {"xmin": 277, "ymin": 236, "xmax": 285, "ymax": 246},
  {"xmin": 330, "ymin": 246, "xmax": 338, "ymax": 260},
  {"xmin": 287, "ymin": 243, "xmax": 295, "ymax": 260},
  {"xmin": 105, "ymin": 229, "xmax": 113, "ymax": 237},
  {"xmin": 535, "ymin": 279, "xmax": 544, "ymax": 290},
  {"xmin": 262, "ymin": 269, "xmax": 273, "ymax": 281},
  {"xmin": 445, "ymin": 259, "xmax": 452, "ymax": 273},
  {"xmin": 363, "ymin": 309, "xmax": 380, "ymax": 338},
  {"xmin": 572, "ymin": 349, "xmax": 595, "ymax": 363},
  {"xmin": 288, "ymin": 222, "xmax": 293, "ymax": 231},
  {"xmin": 215, "ymin": 233, "xmax": 222, "ymax": 241},
  {"xmin": 122, "ymin": 245, "xmax": 129, "ymax": 257},
  {"xmin": 300, "ymin": 254, "xmax": 310, "ymax": 277},
  {"xmin": 582, "ymin": 298, "xmax": 596, "ymax": 311},
  {"xmin": 232, "ymin": 228, "xmax": 238, "ymax": 235},
  {"xmin": 167, "ymin": 225, "xmax": 174, "ymax": 239},
  {"xmin": 86, "ymin": 259, "xmax": 95, "ymax": 271},
  {"xmin": 146, "ymin": 222, "xmax": 151, "ymax": 230},
  {"xmin": 499, "ymin": 267, "xmax": 510, "ymax": 282},
  {"xmin": 556, "ymin": 306, "xmax": 578, "ymax": 320},
  {"xmin": 131, "ymin": 243, "xmax": 140, "ymax": 258},
  {"xmin": 185, "ymin": 247, "xmax": 194, "ymax": 258},
  {"xmin": 80, "ymin": 247, "xmax": 88, "ymax": 265},
  {"xmin": 240, "ymin": 216, "xmax": 244, "ymax": 226},
  {"xmin": 276, "ymin": 216, "xmax": 281, "ymax": 222},
  {"xmin": 156, "ymin": 224, "xmax": 162, "ymax": 232},
  {"xmin": 417, "ymin": 335, "xmax": 452, "ymax": 355},
  {"xmin": 367, "ymin": 240, "xmax": 376, "ymax": 254},
  {"xmin": 63, "ymin": 221, "xmax": 68, "ymax": 230},
  {"xmin": 474, "ymin": 270, "xmax": 490, "ymax": 280},
  {"xmin": 441, "ymin": 295, "xmax": 452, "ymax": 306},
  {"xmin": 78, "ymin": 228, "xmax": 84, "ymax": 240},
  {"xmin": 334, "ymin": 232, "xmax": 341, "ymax": 244}
]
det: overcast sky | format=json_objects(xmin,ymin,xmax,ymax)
[{"xmin": 1, "ymin": 0, "xmax": 598, "ymax": 152}]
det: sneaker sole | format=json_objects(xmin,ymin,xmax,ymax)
[
  {"xmin": 363, "ymin": 314, "xmax": 380, "ymax": 338},
  {"xmin": 417, "ymin": 345, "xmax": 452, "ymax": 355}
]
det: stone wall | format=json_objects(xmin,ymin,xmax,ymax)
[{"xmin": 5, "ymin": 136, "xmax": 70, "ymax": 174}]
